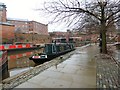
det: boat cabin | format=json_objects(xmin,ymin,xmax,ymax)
[{"xmin": 43, "ymin": 43, "xmax": 74, "ymax": 55}]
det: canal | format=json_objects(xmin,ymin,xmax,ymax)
[
  {"xmin": 7, "ymin": 48, "xmax": 44, "ymax": 77},
  {"xmin": 6, "ymin": 44, "xmax": 120, "ymax": 78}
]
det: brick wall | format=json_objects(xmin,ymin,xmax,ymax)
[
  {"xmin": 0, "ymin": 24, "xmax": 15, "ymax": 44},
  {"xmin": 7, "ymin": 20, "xmax": 49, "ymax": 35},
  {"xmin": 0, "ymin": 3, "xmax": 7, "ymax": 22},
  {"xmin": 32, "ymin": 21, "xmax": 48, "ymax": 35},
  {"xmin": 7, "ymin": 20, "xmax": 30, "ymax": 33},
  {"xmin": 14, "ymin": 33, "xmax": 52, "ymax": 44}
]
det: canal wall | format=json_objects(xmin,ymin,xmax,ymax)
[
  {"xmin": 8, "ymin": 52, "xmax": 34, "ymax": 69},
  {"xmin": 8, "ymin": 48, "xmax": 44, "ymax": 69},
  {"xmin": 0, "ymin": 44, "xmax": 37, "ymax": 51}
]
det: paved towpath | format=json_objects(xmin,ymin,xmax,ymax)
[{"xmin": 14, "ymin": 45, "xmax": 99, "ymax": 88}]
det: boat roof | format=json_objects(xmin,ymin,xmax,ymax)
[{"xmin": 45, "ymin": 43, "xmax": 72, "ymax": 45}]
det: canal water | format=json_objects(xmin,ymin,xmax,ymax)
[{"xmin": 7, "ymin": 48, "xmax": 44, "ymax": 77}]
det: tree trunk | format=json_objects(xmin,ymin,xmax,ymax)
[
  {"xmin": 99, "ymin": 32, "xmax": 102, "ymax": 53},
  {"xmin": 99, "ymin": 4, "xmax": 108, "ymax": 54},
  {"xmin": 101, "ymin": 30, "xmax": 107, "ymax": 54}
]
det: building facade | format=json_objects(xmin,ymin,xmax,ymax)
[
  {"xmin": 7, "ymin": 19, "xmax": 50, "ymax": 44},
  {"xmin": 0, "ymin": 22, "xmax": 15, "ymax": 44},
  {"xmin": 7, "ymin": 19, "xmax": 29, "ymax": 33},
  {"xmin": 30, "ymin": 21, "xmax": 48, "ymax": 35},
  {"xmin": 0, "ymin": 3, "xmax": 7, "ymax": 22},
  {"xmin": 0, "ymin": 3, "xmax": 15, "ymax": 44},
  {"xmin": 7, "ymin": 19, "xmax": 48, "ymax": 35},
  {"xmin": 0, "ymin": 2, "xmax": 50, "ymax": 44},
  {"xmin": 49, "ymin": 30, "xmax": 97, "ymax": 46}
]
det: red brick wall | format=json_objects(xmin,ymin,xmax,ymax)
[
  {"xmin": 0, "ymin": 24, "xmax": 15, "ymax": 43},
  {"xmin": 14, "ymin": 33, "xmax": 52, "ymax": 44},
  {"xmin": 7, "ymin": 20, "xmax": 49, "ymax": 35},
  {"xmin": 2, "ymin": 9, "xmax": 7, "ymax": 22},
  {"xmin": 32, "ymin": 21, "xmax": 48, "ymax": 35},
  {"xmin": 0, "ymin": 8, "xmax": 6, "ymax": 22},
  {"xmin": 7, "ymin": 20, "xmax": 30, "ymax": 33}
]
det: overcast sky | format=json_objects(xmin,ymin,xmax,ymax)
[{"xmin": 0, "ymin": 0, "xmax": 68, "ymax": 32}]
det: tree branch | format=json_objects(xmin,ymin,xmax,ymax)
[{"xmin": 105, "ymin": 9, "xmax": 120, "ymax": 21}]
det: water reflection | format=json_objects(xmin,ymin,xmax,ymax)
[
  {"xmin": 9, "ymin": 67, "xmax": 33, "ymax": 77},
  {"xmin": 7, "ymin": 48, "xmax": 43, "ymax": 76}
]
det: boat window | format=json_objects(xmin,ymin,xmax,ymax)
[
  {"xmin": 56, "ymin": 45, "xmax": 60, "ymax": 52},
  {"xmin": 44, "ymin": 44, "xmax": 52, "ymax": 54},
  {"xmin": 52, "ymin": 45, "xmax": 56, "ymax": 53},
  {"xmin": 60, "ymin": 45, "xmax": 64, "ymax": 52},
  {"xmin": 44, "ymin": 45, "xmax": 48, "ymax": 53}
]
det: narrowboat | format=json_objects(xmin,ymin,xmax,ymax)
[
  {"xmin": 0, "ymin": 50, "xmax": 9, "ymax": 81},
  {"xmin": 29, "ymin": 43, "xmax": 75, "ymax": 65}
]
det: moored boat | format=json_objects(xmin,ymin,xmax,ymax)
[{"xmin": 29, "ymin": 43, "xmax": 75, "ymax": 65}]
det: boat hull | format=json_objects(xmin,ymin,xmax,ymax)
[
  {"xmin": 29, "ymin": 54, "xmax": 58, "ymax": 64},
  {"xmin": 29, "ymin": 49, "xmax": 74, "ymax": 65}
]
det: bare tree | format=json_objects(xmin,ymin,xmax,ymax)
[{"xmin": 39, "ymin": 0, "xmax": 120, "ymax": 53}]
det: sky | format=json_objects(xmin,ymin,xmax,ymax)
[{"xmin": 0, "ymin": 0, "xmax": 68, "ymax": 32}]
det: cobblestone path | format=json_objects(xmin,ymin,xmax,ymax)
[{"xmin": 96, "ymin": 54, "xmax": 120, "ymax": 89}]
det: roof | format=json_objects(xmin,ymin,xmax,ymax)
[
  {"xmin": 7, "ymin": 18, "xmax": 47, "ymax": 26},
  {"xmin": 0, "ymin": 22, "xmax": 14, "ymax": 26},
  {"xmin": 7, "ymin": 18, "xmax": 29, "ymax": 22}
]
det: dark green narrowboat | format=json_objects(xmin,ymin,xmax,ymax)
[{"xmin": 29, "ymin": 43, "xmax": 75, "ymax": 65}]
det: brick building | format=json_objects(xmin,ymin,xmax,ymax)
[
  {"xmin": 0, "ymin": 3, "xmax": 7, "ymax": 22},
  {"xmin": 7, "ymin": 19, "xmax": 49, "ymax": 35},
  {"xmin": 0, "ymin": 22, "xmax": 15, "ymax": 44},
  {"xmin": 7, "ymin": 19, "xmax": 29, "ymax": 33},
  {"xmin": 7, "ymin": 19, "xmax": 50, "ymax": 44},
  {"xmin": 0, "ymin": 3, "xmax": 15, "ymax": 44},
  {"xmin": 49, "ymin": 30, "xmax": 99, "ymax": 46},
  {"xmin": 0, "ymin": 2, "xmax": 50, "ymax": 44},
  {"xmin": 30, "ymin": 21, "xmax": 48, "ymax": 35}
]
